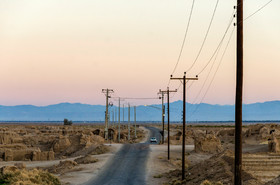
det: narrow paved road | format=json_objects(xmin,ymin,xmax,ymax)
[{"xmin": 84, "ymin": 127, "xmax": 161, "ymax": 185}]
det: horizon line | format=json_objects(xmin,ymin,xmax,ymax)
[{"xmin": 1, "ymin": 99, "xmax": 280, "ymax": 107}]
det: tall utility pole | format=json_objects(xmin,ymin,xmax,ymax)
[
  {"xmin": 235, "ymin": 0, "xmax": 243, "ymax": 184},
  {"xmin": 111, "ymin": 110, "xmax": 112, "ymax": 127},
  {"xmin": 118, "ymin": 98, "xmax": 121, "ymax": 142},
  {"xmin": 159, "ymin": 88, "xmax": 177, "ymax": 159},
  {"xmin": 115, "ymin": 108, "xmax": 117, "ymax": 129},
  {"xmin": 167, "ymin": 88, "xmax": 171, "ymax": 160},
  {"xmin": 123, "ymin": 104, "xmax": 125, "ymax": 123},
  {"xmin": 104, "ymin": 111, "xmax": 106, "ymax": 124},
  {"xmin": 171, "ymin": 73, "xmax": 198, "ymax": 180},
  {"xmin": 102, "ymin": 89, "xmax": 114, "ymax": 140},
  {"xmin": 128, "ymin": 104, "xmax": 130, "ymax": 141},
  {"xmin": 158, "ymin": 90, "xmax": 165, "ymax": 144},
  {"xmin": 108, "ymin": 111, "xmax": 110, "ymax": 128},
  {"xmin": 134, "ymin": 106, "xmax": 137, "ymax": 138}
]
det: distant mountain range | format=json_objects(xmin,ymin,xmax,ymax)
[{"xmin": 1, "ymin": 100, "xmax": 280, "ymax": 122}]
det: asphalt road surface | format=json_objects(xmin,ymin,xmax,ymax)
[
  {"xmin": 84, "ymin": 127, "xmax": 161, "ymax": 185},
  {"xmin": 145, "ymin": 126, "xmax": 162, "ymax": 145}
]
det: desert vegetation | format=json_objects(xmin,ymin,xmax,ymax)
[{"xmin": 0, "ymin": 165, "xmax": 61, "ymax": 185}]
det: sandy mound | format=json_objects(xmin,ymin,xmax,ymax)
[
  {"xmin": 89, "ymin": 144, "xmax": 110, "ymax": 155},
  {"xmin": 74, "ymin": 155, "xmax": 98, "ymax": 164},
  {"xmin": 0, "ymin": 166, "xmax": 60, "ymax": 185},
  {"xmin": 164, "ymin": 150, "xmax": 262, "ymax": 185},
  {"xmin": 68, "ymin": 144, "xmax": 110, "ymax": 158},
  {"xmin": 194, "ymin": 133, "xmax": 222, "ymax": 154},
  {"xmin": 47, "ymin": 160, "xmax": 78, "ymax": 174}
]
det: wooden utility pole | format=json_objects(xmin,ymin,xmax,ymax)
[
  {"xmin": 158, "ymin": 90, "xmax": 165, "ymax": 144},
  {"xmin": 171, "ymin": 73, "xmax": 198, "ymax": 180},
  {"xmin": 102, "ymin": 89, "xmax": 114, "ymax": 140},
  {"xmin": 108, "ymin": 111, "xmax": 110, "ymax": 129},
  {"xmin": 123, "ymin": 104, "xmax": 125, "ymax": 123},
  {"xmin": 115, "ymin": 108, "xmax": 117, "ymax": 129},
  {"xmin": 134, "ymin": 106, "xmax": 137, "ymax": 138},
  {"xmin": 235, "ymin": 0, "xmax": 243, "ymax": 184},
  {"xmin": 128, "ymin": 104, "xmax": 130, "ymax": 141},
  {"xmin": 118, "ymin": 98, "xmax": 121, "ymax": 142},
  {"xmin": 112, "ymin": 110, "xmax": 114, "ymax": 128},
  {"xmin": 159, "ymin": 88, "xmax": 177, "ymax": 160}
]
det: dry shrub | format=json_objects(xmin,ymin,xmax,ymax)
[
  {"xmin": 47, "ymin": 160, "xmax": 78, "ymax": 174},
  {"xmin": 0, "ymin": 166, "xmax": 60, "ymax": 185},
  {"xmin": 201, "ymin": 180, "xmax": 223, "ymax": 185},
  {"xmin": 90, "ymin": 145, "xmax": 110, "ymax": 155},
  {"xmin": 74, "ymin": 155, "xmax": 98, "ymax": 164}
]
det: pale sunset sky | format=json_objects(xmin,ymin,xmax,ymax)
[{"xmin": 0, "ymin": 0, "xmax": 279, "ymax": 106}]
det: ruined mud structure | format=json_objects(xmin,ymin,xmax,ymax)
[
  {"xmin": 0, "ymin": 124, "xmax": 143, "ymax": 162},
  {"xmin": 165, "ymin": 124, "xmax": 280, "ymax": 184}
]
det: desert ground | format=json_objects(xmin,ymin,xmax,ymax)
[{"xmin": 1, "ymin": 123, "xmax": 280, "ymax": 184}]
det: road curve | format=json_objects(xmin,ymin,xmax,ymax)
[{"xmin": 84, "ymin": 127, "xmax": 161, "ymax": 185}]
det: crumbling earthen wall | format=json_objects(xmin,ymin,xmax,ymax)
[{"xmin": 194, "ymin": 133, "xmax": 222, "ymax": 154}]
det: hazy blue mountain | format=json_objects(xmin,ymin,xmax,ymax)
[{"xmin": 1, "ymin": 100, "xmax": 280, "ymax": 122}]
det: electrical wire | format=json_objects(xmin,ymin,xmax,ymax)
[
  {"xmin": 187, "ymin": 80, "xmax": 195, "ymax": 89},
  {"xmin": 190, "ymin": 41, "xmax": 223, "ymax": 105},
  {"xmin": 197, "ymin": 10, "xmax": 235, "ymax": 76},
  {"xmin": 185, "ymin": 0, "xmax": 220, "ymax": 73},
  {"xmin": 244, "ymin": 0, "xmax": 273, "ymax": 21},
  {"xmin": 188, "ymin": 27, "xmax": 235, "ymax": 119},
  {"xmin": 112, "ymin": 97, "xmax": 160, "ymax": 100},
  {"xmin": 189, "ymin": 0, "xmax": 270, "ymax": 115},
  {"xmin": 170, "ymin": 82, "xmax": 183, "ymax": 100},
  {"xmin": 168, "ymin": 0, "xmax": 196, "ymax": 86},
  {"xmin": 185, "ymin": 9, "xmax": 235, "ymax": 110}
]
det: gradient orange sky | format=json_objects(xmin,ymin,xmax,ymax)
[{"xmin": 0, "ymin": 0, "xmax": 279, "ymax": 106}]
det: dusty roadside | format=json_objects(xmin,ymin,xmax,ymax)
[
  {"xmin": 59, "ymin": 144, "xmax": 123, "ymax": 185},
  {"xmin": 0, "ymin": 144, "xmax": 123, "ymax": 185},
  {"xmin": 146, "ymin": 144, "xmax": 198, "ymax": 185},
  {"xmin": 0, "ymin": 124, "xmax": 146, "ymax": 184},
  {"xmin": 60, "ymin": 126, "xmax": 148, "ymax": 184},
  {"xmin": 140, "ymin": 126, "xmax": 151, "ymax": 143}
]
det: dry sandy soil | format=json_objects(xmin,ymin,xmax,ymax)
[
  {"xmin": 0, "ymin": 144, "xmax": 122, "ymax": 185},
  {"xmin": 58, "ymin": 144, "xmax": 123, "ymax": 185},
  {"xmin": 2, "ymin": 123, "xmax": 280, "ymax": 185},
  {"xmin": 0, "ymin": 124, "xmax": 145, "ymax": 185},
  {"xmin": 145, "ymin": 123, "xmax": 280, "ymax": 185}
]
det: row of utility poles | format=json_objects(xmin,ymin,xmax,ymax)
[
  {"xmin": 157, "ymin": 75, "xmax": 198, "ymax": 182},
  {"xmin": 158, "ymin": 88, "xmax": 177, "ymax": 160},
  {"xmin": 102, "ymin": 0, "xmax": 243, "ymax": 183},
  {"xmin": 102, "ymin": 89, "xmax": 138, "ymax": 142},
  {"xmin": 163, "ymin": 0, "xmax": 243, "ymax": 184}
]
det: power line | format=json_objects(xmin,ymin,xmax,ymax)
[
  {"xmin": 190, "ymin": 42, "xmax": 223, "ymax": 105},
  {"xmin": 185, "ymin": 0, "xmax": 220, "ymax": 73},
  {"xmin": 197, "ymin": 10, "xmax": 235, "ymax": 76},
  {"xmin": 170, "ymin": 79, "xmax": 194, "ymax": 100},
  {"xmin": 186, "ymin": 9, "xmax": 235, "ymax": 109},
  {"xmin": 189, "ymin": 27, "xmax": 235, "ymax": 119},
  {"xmin": 169, "ymin": 0, "xmax": 196, "ymax": 85},
  {"xmin": 170, "ymin": 82, "xmax": 182, "ymax": 100},
  {"xmin": 244, "ymin": 0, "xmax": 273, "ymax": 21},
  {"xmin": 112, "ymin": 97, "xmax": 160, "ymax": 100},
  {"xmin": 187, "ymin": 80, "xmax": 195, "ymax": 89}
]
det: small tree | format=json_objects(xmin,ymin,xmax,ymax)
[{"xmin": 64, "ymin": 118, "xmax": 72, "ymax": 126}]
